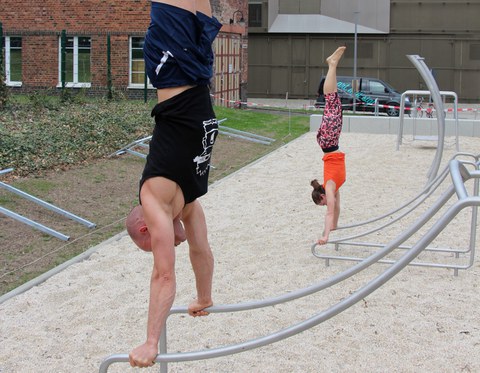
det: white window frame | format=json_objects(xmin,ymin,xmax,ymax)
[
  {"xmin": 4, "ymin": 36, "xmax": 22, "ymax": 87},
  {"xmin": 128, "ymin": 36, "xmax": 153, "ymax": 89},
  {"xmin": 57, "ymin": 36, "xmax": 91, "ymax": 88}
]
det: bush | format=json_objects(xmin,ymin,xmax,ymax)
[
  {"xmin": 0, "ymin": 71, "xmax": 8, "ymax": 110},
  {"xmin": 0, "ymin": 99, "xmax": 153, "ymax": 177}
]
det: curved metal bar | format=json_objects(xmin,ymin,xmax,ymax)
[
  {"xmin": 449, "ymin": 159, "xmax": 470, "ymax": 200},
  {"xmin": 330, "ymin": 152, "xmax": 480, "ymax": 258},
  {"xmin": 336, "ymin": 152, "xmax": 478, "ymax": 232},
  {"xmin": 172, "ymin": 187, "xmax": 454, "ymax": 316},
  {"xmin": 336, "ymin": 164, "xmax": 447, "ymax": 230},
  {"xmin": 328, "ymin": 166, "xmax": 449, "ymax": 243},
  {"xmin": 99, "ymin": 155, "xmax": 479, "ymax": 372},
  {"xmin": 406, "ymin": 55, "xmax": 445, "ymax": 185},
  {"xmin": 100, "ymin": 190, "xmax": 478, "ymax": 372},
  {"xmin": 315, "ymin": 159, "xmax": 480, "ymax": 269}
]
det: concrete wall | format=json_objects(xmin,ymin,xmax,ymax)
[{"xmin": 310, "ymin": 115, "xmax": 480, "ymax": 138}]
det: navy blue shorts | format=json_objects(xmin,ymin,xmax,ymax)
[
  {"xmin": 140, "ymin": 86, "xmax": 218, "ymax": 204},
  {"xmin": 143, "ymin": 2, "xmax": 222, "ymax": 88}
]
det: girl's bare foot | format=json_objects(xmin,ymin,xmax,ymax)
[{"xmin": 326, "ymin": 46, "xmax": 346, "ymax": 66}]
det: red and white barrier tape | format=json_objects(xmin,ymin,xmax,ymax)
[{"xmin": 210, "ymin": 94, "xmax": 479, "ymax": 113}]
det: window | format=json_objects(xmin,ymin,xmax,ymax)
[
  {"xmin": 3, "ymin": 36, "xmax": 22, "ymax": 86},
  {"xmin": 58, "ymin": 36, "xmax": 91, "ymax": 87},
  {"xmin": 369, "ymin": 81, "xmax": 387, "ymax": 94},
  {"xmin": 248, "ymin": 3, "xmax": 262, "ymax": 28},
  {"xmin": 278, "ymin": 0, "xmax": 321, "ymax": 14},
  {"xmin": 470, "ymin": 44, "xmax": 480, "ymax": 60},
  {"xmin": 129, "ymin": 37, "xmax": 151, "ymax": 87}
]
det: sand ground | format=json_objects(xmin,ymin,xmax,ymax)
[{"xmin": 1, "ymin": 131, "xmax": 479, "ymax": 373}]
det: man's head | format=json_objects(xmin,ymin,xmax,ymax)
[{"xmin": 125, "ymin": 205, "xmax": 152, "ymax": 252}]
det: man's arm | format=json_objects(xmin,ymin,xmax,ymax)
[
  {"xmin": 129, "ymin": 178, "xmax": 184, "ymax": 368},
  {"xmin": 129, "ymin": 212, "xmax": 176, "ymax": 368}
]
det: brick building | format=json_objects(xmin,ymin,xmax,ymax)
[{"xmin": 1, "ymin": 0, "xmax": 248, "ymax": 105}]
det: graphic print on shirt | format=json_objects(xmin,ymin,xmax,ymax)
[{"xmin": 193, "ymin": 118, "xmax": 218, "ymax": 176}]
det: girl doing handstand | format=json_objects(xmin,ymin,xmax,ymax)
[{"xmin": 311, "ymin": 46, "xmax": 346, "ymax": 245}]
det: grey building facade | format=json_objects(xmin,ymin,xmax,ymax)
[{"xmin": 248, "ymin": 0, "xmax": 480, "ymax": 102}]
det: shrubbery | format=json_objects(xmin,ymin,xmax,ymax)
[
  {"xmin": 0, "ymin": 97, "xmax": 154, "ymax": 177},
  {"xmin": 0, "ymin": 73, "xmax": 8, "ymax": 110}
]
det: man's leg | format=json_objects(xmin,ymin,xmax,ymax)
[{"xmin": 182, "ymin": 199, "xmax": 214, "ymax": 316}]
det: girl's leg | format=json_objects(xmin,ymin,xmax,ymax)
[
  {"xmin": 317, "ymin": 46, "xmax": 346, "ymax": 151},
  {"xmin": 323, "ymin": 46, "xmax": 346, "ymax": 94}
]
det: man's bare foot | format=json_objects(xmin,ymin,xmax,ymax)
[
  {"xmin": 188, "ymin": 299, "xmax": 213, "ymax": 317},
  {"xmin": 326, "ymin": 46, "xmax": 346, "ymax": 66}
]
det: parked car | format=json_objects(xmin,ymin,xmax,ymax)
[{"xmin": 315, "ymin": 76, "xmax": 410, "ymax": 116}]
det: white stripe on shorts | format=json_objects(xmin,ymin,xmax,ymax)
[{"xmin": 155, "ymin": 51, "xmax": 174, "ymax": 76}]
